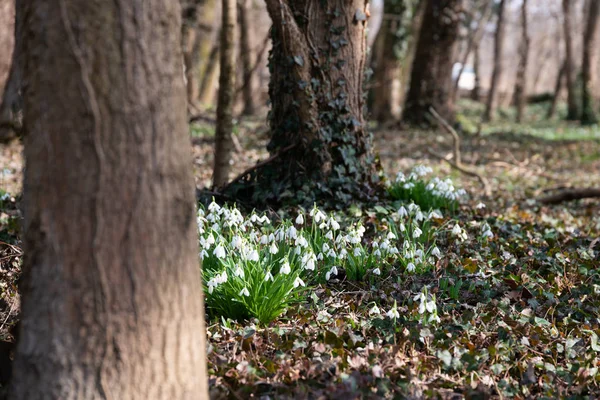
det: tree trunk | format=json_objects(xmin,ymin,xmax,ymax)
[
  {"xmin": 0, "ymin": 0, "xmax": 22, "ymax": 144},
  {"xmin": 372, "ymin": 0, "xmax": 410, "ymax": 123},
  {"xmin": 581, "ymin": 0, "xmax": 599, "ymax": 125},
  {"xmin": 562, "ymin": 0, "xmax": 579, "ymax": 120},
  {"xmin": 213, "ymin": 0, "xmax": 237, "ymax": 187},
  {"xmin": 238, "ymin": 0, "xmax": 256, "ymax": 116},
  {"xmin": 182, "ymin": 0, "xmax": 220, "ymax": 107},
  {"xmin": 402, "ymin": 0, "xmax": 463, "ymax": 126},
  {"xmin": 483, "ymin": 0, "xmax": 507, "ymax": 122},
  {"xmin": 10, "ymin": 1, "xmax": 209, "ymax": 399},
  {"xmin": 198, "ymin": 36, "xmax": 220, "ymax": 107},
  {"xmin": 226, "ymin": 0, "xmax": 377, "ymax": 205},
  {"xmin": 514, "ymin": 0, "xmax": 530, "ymax": 123},
  {"xmin": 471, "ymin": 40, "xmax": 481, "ymax": 101},
  {"xmin": 547, "ymin": 60, "xmax": 566, "ymax": 119}
]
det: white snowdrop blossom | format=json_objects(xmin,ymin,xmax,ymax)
[
  {"xmin": 373, "ymin": 267, "xmax": 381, "ymax": 275},
  {"xmin": 260, "ymin": 235, "xmax": 270, "ymax": 245},
  {"xmin": 239, "ymin": 287, "xmax": 250, "ymax": 297},
  {"xmin": 325, "ymin": 266, "xmax": 338, "ymax": 281},
  {"xmin": 248, "ymin": 250, "xmax": 259, "ymax": 262},
  {"xmin": 330, "ymin": 218, "xmax": 340, "ymax": 231},
  {"xmin": 199, "ymin": 249, "xmax": 209, "ymax": 259},
  {"xmin": 451, "ymin": 224, "xmax": 462, "ymax": 236},
  {"xmin": 295, "ymin": 213, "xmax": 304, "ymax": 225},
  {"xmin": 406, "ymin": 262, "xmax": 416, "ymax": 272},
  {"xmin": 387, "ymin": 232, "xmax": 397, "ymax": 240},
  {"xmin": 293, "ymin": 277, "xmax": 306, "ymax": 288},
  {"xmin": 231, "ymin": 235, "xmax": 243, "ymax": 249},
  {"xmin": 280, "ymin": 260, "xmax": 291, "ymax": 275},
  {"xmin": 214, "ymin": 244, "xmax": 226, "ymax": 259},
  {"xmin": 286, "ymin": 225, "xmax": 298, "ymax": 240},
  {"xmin": 353, "ymin": 247, "xmax": 362, "ymax": 257},
  {"xmin": 387, "ymin": 305, "xmax": 400, "ymax": 319},
  {"xmin": 413, "ymin": 227, "xmax": 423, "ymax": 239},
  {"xmin": 475, "ymin": 202, "xmax": 486, "ymax": 209},
  {"xmin": 431, "ymin": 246, "xmax": 441, "ymax": 259},
  {"xmin": 397, "ymin": 206, "xmax": 408, "ymax": 218},
  {"xmin": 399, "ymin": 223, "xmax": 406, "ymax": 232},
  {"xmin": 264, "ymin": 271, "xmax": 274, "ymax": 281},
  {"xmin": 325, "ymin": 231, "xmax": 334, "ymax": 240},
  {"xmin": 269, "ymin": 242, "xmax": 279, "ymax": 254},
  {"xmin": 234, "ymin": 266, "xmax": 245, "ymax": 278},
  {"xmin": 369, "ymin": 305, "xmax": 381, "ymax": 315}
]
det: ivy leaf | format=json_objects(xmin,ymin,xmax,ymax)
[{"xmin": 293, "ymin": 55, "xmax": 304, "ymax": 67}]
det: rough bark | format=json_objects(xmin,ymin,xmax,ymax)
[
  {"xmin": 10, "ymin": 1, "xmax": 208, "ymax": 399},
  {"xmin": 581, "ymin": 0, "xmax": 599, "ymax": 125},
  {"xmin": 483, "ymin": 0, "xmax": 506, "ymax": 122},
  {"xmin": 402, "ymin": 0, "xmax": 463, "ymax": 126},
  {"xmin": 514, "ymin": 0, "xmax": 530, "ymax": 123},
  {"xmin": 471, "ymin": 41, "xmax": 481, "ymax": 101},
  {"xmin": 182, "ymin": 0, "xmax": 220, "ymax": 106},
  {"xmin": 213, "ymin": 0, "xmax": 237, "ymax": 187},
  {"xmin": 0, "ymin": 0, "xmax": 22, "ymax": 144},
  {"xmin": 562, "ymin": 0, "xmax": 579, "ymax": 121},
  {"xmin": 226, "ymin": 0, "xmax": 377, "ymax": 206},
  {"xmin": 547, "ymin": 60, "xmax": 566, "ymax": 119},
  {"xmin": 238, "ymin": 0, "xmax": 256, "ymax": 115}
]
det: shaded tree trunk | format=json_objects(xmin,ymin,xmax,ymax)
[
  {"xmin": 0, "ymin": 0, "xmax": 22, "ymax": 144},
  {"xmin": 581, "ymin": 0, "xmax": 599, "ymax": 125},
  {"xmin": 198, "ymin": 36, "xmax": 220, "ymax": 107},
  {"xmin": 547, "ymin": 61, "xmax": 566, "ymax": 119},
  {"xmin": 10, "ymin": 1, "xmax": 208, "ymax": 398},
  {"xmin": 182, "ymin": 0, "xmax": 220, "ymax": 107},
  {"xmin": 562, "ymin": 0, "xmax": 579, "ymax": 120},
  {"xmin": 238, "ymin": 0, "xmax": 256, "ymax": 115},
  {"xmin": 213, "ymin": 0, "xmax": 237, "ymax": 187},
  {"xmin": 226, "ymin": 0, "xmax": 377, "ymax": 205},
  {"xmin": 471, "ymin": 41, "xmax": 481, "ymax": 101},
  {"xmin": 514, "ymin": 0, "xmax": 530, "ymax": 123},
  {"xmin": 402, "ymin": 0, "xmax": 463, "ymax": 126},
  {"xmin": 483, "ymin": 0, "xmax": 507, "ymax": 122}
]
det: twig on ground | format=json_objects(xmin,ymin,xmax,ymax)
[
  {"xmin": 537, "ymin": 188, "xmax": 600, "ymax": 204},
  {"xmin": 428, "ymin": 107, "xmax": 492, "ymax": 197}
]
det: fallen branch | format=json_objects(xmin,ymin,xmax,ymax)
[
  {"xmin": 428, "ymin": 107, "xmax": 492, "ymax": 197},
  {"xmin": 537, "ymin": 188, "xmax": 600, "ymax": 204}
]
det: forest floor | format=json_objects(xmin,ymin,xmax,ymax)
[{"xmin": 1, "ymin": 102, "xmax": 600, "ymax": 398}]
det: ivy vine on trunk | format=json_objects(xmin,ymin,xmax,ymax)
[{"xmin": 225, "ymin": 0, "xmax": 379, "ymax": 207}]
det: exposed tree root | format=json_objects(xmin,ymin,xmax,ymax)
[{"xmin": 537, "ymin": 188, "xmax": 600, "ymax": 204}]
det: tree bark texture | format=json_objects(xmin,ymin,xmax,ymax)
[
  {"xmin": 514, "ymin": 0, "xmax": 530, "ymax": 123},
  {"xmin": 238, "ymin": 0, "xmax": 256, "ymax": 115},
  {"xmin": 581, "ymin": 0, "xmax": 599, "ymax": 125},
  {"xmin": 198, "ymin": 35, "xmax": 220, "ymax": 106},
  {"xmin": 562, "ymin": 0, "xmax": 579, "ymax": 120},
  {"xmin": 11, "ymin": 1, "xmax": 209, "ymax": 399},
  {"xmin": 547, "ymin": 60, "xmax": 566, "ymax": 119},
  {"xmin": 483, "ymin": 0, "xmax": 506, "ymax": 122},
  {"xmin": 213, "ymin": 0, "xmax": 237, "ymax": 187},
  {"xmin": 402, "ymin": 0, "xmax": 463, "ymax": 126},
  {"xmin": 226, "ymin": 0, "xmax": 377, "ymax": 205},
  {"xmin": 471, "ymin": 41, "xmax": 481, "ymax": 101},
  {"xmin": 0, "ymin": 0, "xmax": 22, "ymax": 143}
]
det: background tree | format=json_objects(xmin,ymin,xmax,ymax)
[
  {"xmin": 562, "ymin": 0, "xmax": 579, "ymax": 120},
  {"xmin": 226, "ymin": 0, "xmax": 378, "ymax": 205},
  {"xmin": 514, "ymin": 0, "xmax": 530, "ymax": 123},
  {"xmin": 483, "ymin": 0, "xmax": 507, "ymax": 122},
  {"xmin": 213, "ymin": 0, "xmax": 237, "ymax": 187},
  {"xmin": 10, "ymin": 1, "xmax": 208, "ymax": 398},
  {"xmin": 580, "ymin": 0, "xmax": 599, "ymax": 125},
  {"xmin": 0, "ymin": 0, "xmax": 21, "ymax": 144},
  {"xmin": 547, "ymin": 60, "xmax": 566, "ymax": 119},
  {"xmin": 402, "ymin": 0, "xmax": 463, "ymax": 125},
  {"xmin": 238, "ymin": 0, "xmax": 256, "ymax": 116}
]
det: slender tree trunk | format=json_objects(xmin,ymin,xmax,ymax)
[
  {"xmin": 238, "ymin": 0, "xmax": 256, "ymax": 116},
  {"xmin": 581, "ymin": 0, "xmax": 599, "ymax": 125},
  {"xmin": 198, "ymin": 36, "xmax": 220, "ymax": 107},
  {"xmin": 547, "ymin": 61, "xmax": 566, "ymax": 119},
  {"xmin": 452, "ymin": 0, "xmax": 492, "ymax": 102},
  {"xmin": 0, "ymin": 0, "xmax": 22, "ymax": 143},
  {"xmin": 398, "ymin": 0, "xmax": 427, "ymax": 112},
  {"xmin": 213, "ymin": 0, "xmax": 237, "ymax": 187},
  {"xmin": 227, "ymin": 0, "xmax": 377, "ymax": 205},
  {"xmin": 483, "ymin": 0, "xmax": 507, "ymax": 122},
  {"xmin": 10, "ymin": 1, "xmax": 208, "ymax": 399},
  {"xmin": 514, "ymin": 0, "xmax": 530, "ymax": 123},
  {"xmin": 562, "ymin": 0, "xmax": 579, "ymax": 120},
  {"xmin": 403, "ymin": 0, "xmax": 463, "ymax": 126},
  {"xmin": 471, "ymin": 41, "xmax": 481, "ymax": 101}
]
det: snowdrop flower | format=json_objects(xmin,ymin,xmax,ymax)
[
  {"xmin": 369, "ymin": 305, "xmax": 381, "ymax": 315},
  {"xmin": 216, "ymin": 271, "xmax": 227, "ymax": 283},
  {"xmin": 249, "ymin": 231, "xmax": 259, "ymax": 242},
  {"xmin": 387, "ymin": 232, "xmax": 397, "ymax": 240},
  {"xmin": 397, "ymin": 206, "xmax": 408, "ymax": 218},
  {"xmin": 214, "ymin": 244, "xmax": 226, "ymax": 259},
  {"xmin": 374, "ymin": 249, "xmax": 382, "ymax": 258},
  {"xmin": 387, "ymin": 304, "xmax": 400, "ymax": 319},
  {"xmin": 199, "ymin": 249, "xmax": 208, "ymax": 259},
  {"xmin": 415, "ymin": 249, "xmax": 424, "ymax": 259},
  {"xmin": 264, "ymin": 271, "xmax": 274, "ymax": 282},
  {"xmin": 431, "ymin": 246, "xmax": 441, "ymax": 259},
  {"xmin": 302, "ymin": 253, "xmax": 316, "ymax": 270},
  {"xmin": 415, "ymin": 211, "xmax": 424, "ymax": 222},
  {"xmin": 353, "ymin": 247, "xmax": 362, "ymax": 257},
  {"xmin": 403, "ymin": 182, "xmax": 415, "ymax": 190},
  {"xmin": 373, "ymin": 267, "xmax": 381, "ymax": 276},
  {"xmin": 380, "ymin": 241, "xmax": 389, "ymax": 250},
  {"xmin": 429, "ymin": 210, "xmax": 443, "ymax": 219},
  {"xmin": 286, "ymin": 225, "xmax": 298, "ymax": 240},
  {"xmin": 408, "ymin": 203, "xmax": 419, "ymax": 213},
  {"xmin": 339, "ymin": 248, "xmax": 348, "ymax": 259},
  {"xmin": 206, "ymin": 234, "xmax": 216, "ymax": 246},
  {"xmin": 295, "ymin": 236, "xmax": 309, "ymax": 248},
  {"xmin": 275, "ymin": 229, "xmax": 285, "ymax": 242},
  {"xmin": 239, "ymin": 287, "xmax": 250, "ymax": 297},
  {"xmin": 451, "ymin": 224, "xmax": 462, "ymax": 236},
  {"xmin": 248, "ymin": 250, "xmax": 259, "ymax": 262},
  {"xmin": 413, "ymin": 227, "xmax": 423, "ymax": 239},
  {"xmin": 322, "ymin": 243, "xmax": 330, "ymax": 252},
  {"xmin": 208, "ymin": 201, "xmax": 221, "ymax": 213},
  {"xmin": 234, "ymin": 266, "xmax": 245, "ymax": 278},
  {"xmin": 280, "ymin": 260, "xmax": 291, "ymax": 275},
  {"xmin": 319, "ymin": 222, "xmax": 328, "ymax": 230},
  {"xmin": 326, "ymin": 249, "xmax": 337, "ymax": 258},
  {"xmin": 231, "ymin": 236, "xmax": 243, "ymax": 249},
  {"xmin": 389, "ymin": 246, "xmax": 399, "ymax": 255},
  {"xmin": 295, "ymin": 213, "xmax": 304, "ymax": 225},
  {"xmin": 317, "ymin": 253, "xmax": 324, "ymax": 261},
  {"xmin": 325, "ymin": 266, "xmax": 338, "ymax": 281},
  {"xmin": 330, "ymin": 218, "xmax": 340, "ymax": 231},
  {"xmin": 482, "ymin": 229, "xmax": 494, "ymax": 239},
  {"xmin": 269, "ymin": 242, "xmax": 279, "ymax": 254},
  {"xmin": 325, "ymin": 231, "xmax": 334, "ymax": 240},
  {"xmin": 293, "ymin": 277, "xmax": 306, "ymax": 288},
  {"xmin": 260, "ymin": 235, "xmax": 270, "ymax": 245},
  {"xmin": 406, "ymin": 262, "xmax": 416, "ymax": 272},
  {"xmin": 475, "ymin": 202, "xmax": 486, "ymax": 209}
]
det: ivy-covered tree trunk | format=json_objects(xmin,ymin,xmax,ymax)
[
  {"xmin": 514, "ymin": 0, "xmax": 530, "ymax": 123},
  {"xmin": 483, "ymin": 0, "xmax": 506, "ymax": 122},
  {"xmin": 581, "ymin": 0, "xmax": 599, "ymax": 125},
  {"xmin": 402, "ymin": 0, "xmax": 463, "ymax": 126},
  {"xmin": 227, "ymin": 0, "xmax": 378, "ymax": 205}
]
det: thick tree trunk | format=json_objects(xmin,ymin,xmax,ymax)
[
  {"xmin": 483, "ymin": 0, "xmax": 507, "ymax": 122},
  {"xmin": 402, "ymin": 0, "xmax": 463, "ymax": 126},
  {"xmin": 238, "ymin": 0, "xmax": 256, "ymax": 116},
  {"xmin": 514, "ymin": 0, "xmax": 530, "ymax": 123},
  {"xmin": 547, "ymin": 61, "xmax": 566, "ymax": 119},
  {"xmin": 581, "ymin": 0, "xmax": 599, "ymax": 125},
  {"xmin": 213, "ymin": 0, "xmax": 237, "ymax": 187},
  {"xmin": 227, "ymin": 0, "xmax": 377, "ymax": 205},
  {"xmin": 0, "ymin": 0, "xmax": 22, "ymax": 144},
  {"xmin": 182, "ymin": 0, "xmax": 220, "ymax": 107},
  {"xmin": 10, "ymin": 1, "xmax": 208, "ymax": 399},
  {"xmin": 562, "ymin": 0, "xmax": 579, "ymax": 121}
]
